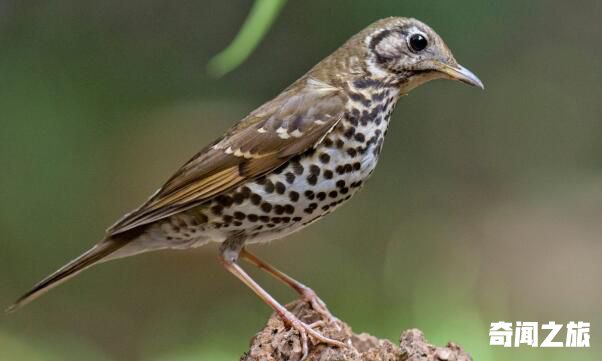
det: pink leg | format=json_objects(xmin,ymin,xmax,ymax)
[
  {"xmin": 219, "ymin": 254, "xmax": 346, "ymax": 359},
  {"xmin": 240, "ymin": 248, "xmax": 336, "ymax": 321}
]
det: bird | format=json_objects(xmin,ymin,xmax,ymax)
[{"xmin": 8, "ymin": 16, "xmax": 483, "ymax": 356}]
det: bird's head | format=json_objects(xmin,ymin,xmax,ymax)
[{"xmin": 350, "ymin": 17, "xmax": 484, "ymax": 92}]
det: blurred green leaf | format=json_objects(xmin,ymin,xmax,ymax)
[{"xmin": 207, "ymin": 0, "xmax": 287, "ymax": 77}]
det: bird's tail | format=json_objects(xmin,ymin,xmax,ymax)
[{"xmin": 6, "ymin": 238, "xmax": 127, "ymax": 313}]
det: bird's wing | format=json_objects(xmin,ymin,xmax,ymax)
[{"xmin": 107, "ymin": 78, "xmax": 347, "ymax": 236}]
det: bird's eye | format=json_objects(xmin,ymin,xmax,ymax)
[{"xmin": 408, "ymin": 33, "xmax": 428, "ymax": 52}]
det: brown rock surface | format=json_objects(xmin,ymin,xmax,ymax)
[{"xmin": 240, "ymin": 301, "xmax": 472, "ymax": 361}]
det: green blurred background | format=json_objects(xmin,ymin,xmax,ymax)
[{"xmin": 1, "ymin": 1, "xmax": 600, "ymax": 360}]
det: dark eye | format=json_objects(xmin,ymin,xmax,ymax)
[{"xmin": 409, "ymin": 33, "xmax": 428, "ymax": 52}]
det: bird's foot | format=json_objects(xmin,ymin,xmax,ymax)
[
  {"xmin": 278, "ymin": 308, "xmax": 347, "ymax": 360},
  {"xmin": 300, "ymin": 287, "xmax": 340, "ymax": 325}
]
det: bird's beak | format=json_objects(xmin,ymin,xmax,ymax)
[{"xmin": 438, "ymin": 63, "xmax": 485, "ymax": 90}]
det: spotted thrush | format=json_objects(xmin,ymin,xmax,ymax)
[{"xmin": 9, "ymin": 17, "xmax": 483, "ymax": 355}]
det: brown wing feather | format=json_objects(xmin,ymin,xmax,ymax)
[{"xmin": 107, "ymin": 78, "xmax": 347, "ymax": 236}]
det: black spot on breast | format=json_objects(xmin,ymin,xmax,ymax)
[
  {"xmin": 307, "ymin": 174, "xmax": 318, "ymax": 185},
  {"xmin": 319, "ymin": 153, "xmax": 330, "ymax": 164},
  {"xmin": 199, "ymin": 213, "xmax": 209, "ymax": 224},
  {"xmin": 234, "ymin": 212, "xmax": 246, "ymax": 220},
  {"xmin": 370, "ymin": 103, "xmax": 383, "ymax": 115},
  {"xmin": 275, "ymin": 181, "xmax": 286, "ymax": 194},
  {"xmin": 316, "ymin": 192, "xmax": 327, "ymax": 201},
  {"xmin": 309, "ymin": 165, "xmax": 321, "ymax": 176},
  {"xmin": 304, "ymin": 190, "xmax": 315, "ymax": 200},
  {"xmin": 350, "ymin": 181, "xmax": 363, "ymax": 188},
  {"xmin": 211, "ymin": 205, "xmax": 223, "ymax": 215},
  {"xmin": 329, "ymin": 191, "xmax": 338, "ymax": 198},
  {"xmin": 344, "ymin": 127, "xmax": 356, "ymax": 139},
  {"xmin": 284, "ymin": 204, "xmax": 295, "ymax": 214},
  {"xmin": 292, "ymin": 160, "xmax": 304, "ymax": 175},
  {"xmin": 289, "ymin": 191, "xmax": 300, "ymax": 202},
  {"xmin": 353, "ymin": 162, "xmax": 361, "ymax": 170},
  {"xmin": 336, "ymin": 180, "xmax": 346, "ymax": 188},
  {"xmin": 347, "ymin": 148, "xmax": 357, "ymax": 157},
  {"xmin": 345, "ymin": 112, "xmax": 359, "ymax": 126},
  {"xmin": 251, "ymin": 193, "xmax": 262, "ymax": 205},
  {"xmin": 304, "ymin": 148, "xmax": 315, "ymax": 159},
  {"xmin": 233, "ymin": 192, "xmax": 246, "ymax": 205},
  {"xmin": 261, "ymin": 202, "xmax": 272, "ymax": 213},
  {"xmin": 367, "ymin": 135, "xmax": 378, "ymax": 147},
  {"xmin": 264, "ymin": 180, "xmax": 275, "ymax": 193},
  {"xmin": 323, "ymin": 170, "xmax": 333, "ymax": 179},
  {"xmin": 349, "ymin": 92, "xmax": 371, "ymax": 107},
  {"xmin": 216, "ymin": 195, "xmax": 233, "ymax": 207},
  {"xmin": 274, "ymin": 205, "xmax": 285, "ymax": 215},
  {"xmin": 371, "ymin": 92, "xmax": 385, "ymax": 102},
  {"xmin": 360, "ymin": 110, "xmax": 371, "ymax": 126},
  {"xmin": 350, "ymin": 92, "xmax": 364, "ymax": 102},
  {"xmin": 248, "ymin": 214, "xmax": 258, "ymax": 222},
  {"xmin": 292, "ymin": 217, "xmax": 302, "ymax": 222},
  {"xmin": 272, "ymin": 163, "xmax": 286, "ymax": 174},
  {"xmin": 259, "ymin": 215, "xmax": 270, "ymax": 223},
  {"xmin": 285, "ymin": 172, "xmax": 296, "ymax": 184},
  {"xmin": 354, "ymin": 133, "xmax": 365, "ymax": 142}
]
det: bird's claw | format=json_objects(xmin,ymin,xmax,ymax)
[
  {"xmin": 301, "ymin": 288, "xmax": 340, "ymax": 325},
  {"xmin": 281, "ymin": 309, "xmax": 347, "ymax": 360}
]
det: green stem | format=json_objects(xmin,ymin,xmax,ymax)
[{"xmin": 207, "ymin": 0, "xmax": 287, "ymax": 77}]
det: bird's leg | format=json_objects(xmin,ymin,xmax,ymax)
[
  {"xmin": 240, "ymin": 248, "xmax": 337, "ymax": 322},
  {"xmin": 218, "ymin": 241, "xmax": 346, "ymax": 358}
]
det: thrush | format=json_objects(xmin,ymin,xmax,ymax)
[{"xmin": 9, "ymin": 17, "xmax": 483, "ymax": 356}]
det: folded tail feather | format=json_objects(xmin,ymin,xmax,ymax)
[{"xmin": 6, "ymin": 238, "xmax": 127, "ymax": 313}]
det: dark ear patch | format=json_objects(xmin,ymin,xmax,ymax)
[
  {"xmin": 369, "ymin": 28, "xmax": 407, "ymax": 64},
  {"xmin": 370, "ymin": 30, "xmax": 394, "ymax": 64},
  {"xmin": 369, "ymin": 29, "xmax": 392, "ymax": 51}
]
